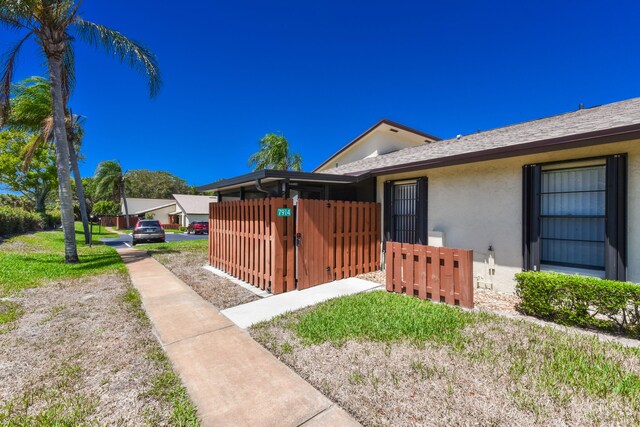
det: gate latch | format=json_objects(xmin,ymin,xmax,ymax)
[{"xmin": 295, "ymin": 233, "xmax": 302, "ymax": 247}]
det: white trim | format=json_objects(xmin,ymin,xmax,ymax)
[{"xmin": 202, "ymin": 265, "xmax": 272, "ymax": 298}]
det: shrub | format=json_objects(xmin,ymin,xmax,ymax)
[
  {"xmin": 515, "ymin": 272, "xmax": 640, "ymax": 337},
  {"xmin": 42, "ymin": 208, "xmax": 61, "ymax": 229},
  {"xmin": 92, "ymin": 200, "xmax": 119, "ymax": 216},
  {"xmin": 0, "ymin": 206, "xmax": 44, "ymax": 236}
]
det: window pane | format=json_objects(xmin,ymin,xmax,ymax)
[
  {"xmin": 541, "ymin": 192, "xmax": 605, "ymax": 216},
  {"xmin": 540, "ymin": 165, "xmax": 606, "ymax": 270}
]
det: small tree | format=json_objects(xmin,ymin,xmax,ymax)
[
  {"xmin": 94, "ymin": 160, "xmax": 128, "ymax": 218},
  {"xmin": 248, "ymin": 133, "xmax": 302, "ymax": 171}
]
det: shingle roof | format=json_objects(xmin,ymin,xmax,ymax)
[
  {"xmin": 172, "ymin": 194, "xmax": 218, "ymax": 214},
  {"xmin": 324, "ymin": 97, "xmax": 640, "ymax": 175}
]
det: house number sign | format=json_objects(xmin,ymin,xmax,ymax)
[{"xmin": 277, "ymin": 208, "xmax": 292, "ymax": 217}]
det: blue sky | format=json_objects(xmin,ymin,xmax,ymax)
[{"xmin": 2, "ymin": 0, "xmax": 639, "ymax": 187}]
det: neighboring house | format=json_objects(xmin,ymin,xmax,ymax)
[
  {"xmin": 170, "ymin": 194, "xmax": 218, "ymax": 227},
  {"xmin": 121, "ymin": 197, "xmax": 176, "ymax": 223},
  {"xmin": 198, "ymin": 97, "xmax": 640, "ymax": 293},
  {"xmin": 120, "ymin": 195, "xmax": 219, "ymax": 226}
]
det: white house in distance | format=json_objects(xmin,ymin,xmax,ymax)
[
  {"xmin": 170, "ymin": 194, "xmax": 217, "ymax": 227},
  {"xmin": 122, "ymin": 198, "xmax": 175, "ymax": 223},
  {"xmin": 121, "ymin": 194, "xmax": 217, "ymax": 227}
]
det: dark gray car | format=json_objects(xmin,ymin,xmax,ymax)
[{"xmin": 132, "ymin": 220, "xmax": 165, "ymax": 245}]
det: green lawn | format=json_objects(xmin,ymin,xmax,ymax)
[
  {"xmin": 0, "ymin": 222, "xmax": 125, "ymax": 296},
  {"xmin": 144, "ymin": 239, "xmax": 208, "ymax": 255},
  {"xmin": 253, "ymin": 291, "xmax": 640, "ymax": 425},
  {"xmin": 292, "ymin": 291, "xmax": 473, "ymax": 346},
  {"xmin": 163, "ymin": 229, "xmax": 186, "ymax": 234}
]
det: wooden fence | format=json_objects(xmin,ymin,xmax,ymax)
[
  {"xmin": 162, "ymin": 223, "xmax": 181, "ymax": 230},
  {"xmin": 297, "ymin": 199, "xmax": 381, "ymax": 289},
  {"xmin": 209, "ymin": 198, "xmax": 295, "ymax": 294},
  {"xmin": 99, "ymin": 215, "xmax": 138, "ymax": 229},
  {"xmin": 385, "ymin": 242, "xmax": 474, "ymax": 308}
]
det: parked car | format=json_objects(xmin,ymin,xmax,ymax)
[
  {"xmin": 132, "ymin": 220, "xmax": 165, "ymax": 245},
  {"xmin": 187, "ymin": 221, "xmax": 208, "ymax": 235}
]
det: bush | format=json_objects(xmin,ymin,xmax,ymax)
[
  {"xmin": 0, "ymin": 206, "xmax": 44, "ymax": 236},
  {"xmin": 92, "ymin": 200, "xmax": 119, "ymax": 216},
  {"xmin": 515, "ymin": 272, "xmax": 640, "ymax": 337},
  {"xmin": 42, "ymin": 208, "xmax": 61, "ymax": 229}
]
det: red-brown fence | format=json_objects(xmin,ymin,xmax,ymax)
[
  {"xmin": 385, "ymin": 242, "xmax": 474, "ymax": 308},
  {"xmin": 162, "ymin": 223, "xmax": 181, "ymax": 230},
  {"xmin": 100, "ymin": 215, "xmax": 138, "ymax": 229},
  {"xmin": 297, "ymin": 199, "xmax": 381, "ymax": 289},
  {"xmin": 209, "ymin": 198, "xmax": 295, "ymax": 294}
]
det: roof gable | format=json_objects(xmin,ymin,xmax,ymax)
[
  {"xmin": 313, "ymin": 119, "xmax": 439, "ymax": 172},
  {"xmin": 172, "ymin": 194, "xmax": 218, "ymax": 214}
]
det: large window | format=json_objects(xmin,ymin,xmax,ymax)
[
  {"xmin": 540, "ymin": 164, "xmax": 606, "ymax": 272},
  {"xmin": 523, "ymin": 155, "xmax": 627, "ymax": 281},
  {"xmin": 384, "ymin": 177, "xmax": 428, "ymax": 245}
]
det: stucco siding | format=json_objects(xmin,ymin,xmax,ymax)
[
  {"xmin": 142, "ymin": 205, "xmax": 174, "ymax": 224},
  {"xmin": 376, "ymin": 139, "xmax": 640, "ymax": 293}
]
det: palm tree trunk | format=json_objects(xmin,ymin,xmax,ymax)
[
  {"xmin": 47, "ymin": 54, "xmax": 79, "ymax": 263},
  {"xmin": 121, "ymin": 178, "xmax": 130, "ymax": 228},
  {"xmin": 68, "ymin": 139, "xmax": 90, "ymax": 244}
]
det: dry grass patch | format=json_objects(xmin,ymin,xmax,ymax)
[
  {"xmin": 251, "ymin": 291, "xmax": 640, "ymax": 426},
  {"xmin": 0, "ymin": 273, "xmax": 198, "ymax": 426},
  {"xmin": 145, "ymin": 240, "xmax": 259, "ymax": 309}
]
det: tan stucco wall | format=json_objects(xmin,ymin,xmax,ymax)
[
  {"xmin": 142, "ymin": 205, "xmax": 175, "ymax": 224},
  {"xmin": 376, "ymin": 140, "xmax": 640, "ymax": 293}
]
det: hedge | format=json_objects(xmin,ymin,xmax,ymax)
[
  {"xmin": 0, "ymin": 206, "xmax": 45, "ymax": 236},
  {"xmin": 515, "ymin": 271, "xmax": 640, "ymax": 337}
]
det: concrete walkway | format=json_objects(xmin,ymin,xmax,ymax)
[
  {"xmin": 221, "ymin": 278, "xmax": 382, "ymax": 329},
  {"xmin": 117, "ymin": 248, "xmax": 360, "ymax": 427}
]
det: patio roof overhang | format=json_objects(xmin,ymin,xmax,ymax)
[{"xmin": 196, "ymin": 169, "xmax": 371, "ymax": 193}]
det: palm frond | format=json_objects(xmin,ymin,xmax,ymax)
[
  {"xmin": 73, "ymin": 18, "xmax": 161, "ymax": 97},
  {"xmin": 7, "ymin": 75, "xmax": 51, "ymax": 130},
  {"xmin": 20, "ymin": 131, "xmax": 45, "ymax": 172},
  {"xmin": 0, "ymin": 31, "xmax": 33, "ymax": 125},
  {"xmin": 0, "ymin": 1, "xmax": 36, "ymax": 29},
  {"xmin": 36, "ymin": 0, "xmax": 75, "ymax": 29}
]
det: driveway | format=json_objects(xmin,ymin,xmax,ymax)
[{"xmin": 101, "ymin": 232, "xmax": 207, "ymax": 249}]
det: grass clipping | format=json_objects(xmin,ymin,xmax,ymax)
[{"xmin": 252, "ymin": 291, "xmax": 640, "ymax": 426}]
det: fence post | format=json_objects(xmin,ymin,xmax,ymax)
[{"xmin": 271, "ymin": 199, "xmax": 285, "ymax": 294}]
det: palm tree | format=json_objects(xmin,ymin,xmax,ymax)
[
  {"xmin": 0, "ymin": 1, "xmax": 161, "ymax": 263},
  {"xmin": 248, "ymin": 132, "xmax": 303, "ymax": 171},
  {"xmin": 94, "ymin": 160, "xmax": 129, "ymax": 224},
  {"xmin": 7, "ymin": 76, "xmax": 91, "ymax": 244}
]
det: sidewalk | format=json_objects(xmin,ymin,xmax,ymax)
[
  {"xmin": 221, "ymin": 277, "xmax": 382, "ymax": 329},
  {"xmin": 117, "ymin": 248, "xmax": 360, "ymax": 427}
]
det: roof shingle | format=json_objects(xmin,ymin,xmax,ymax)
[{"xmin": 324, "ymin": 97, "xmax": 640, "ymax": 175}]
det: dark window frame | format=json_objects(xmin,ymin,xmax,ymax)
[
  {"xmin": 523, "ymin": 154, "xmax": 627, "ymax": 280},
  {"xmin": 383, "ymin": 177, "xmax": 428, "ymax": 246}
]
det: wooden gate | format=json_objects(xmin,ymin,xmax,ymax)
[
  {"xmin": 209, "ymin": 198, "xmax": 295, "ymax": 294},
  {"xmin": 297, "ymin": 199, "xmax": 381, "ymax": 289}
]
